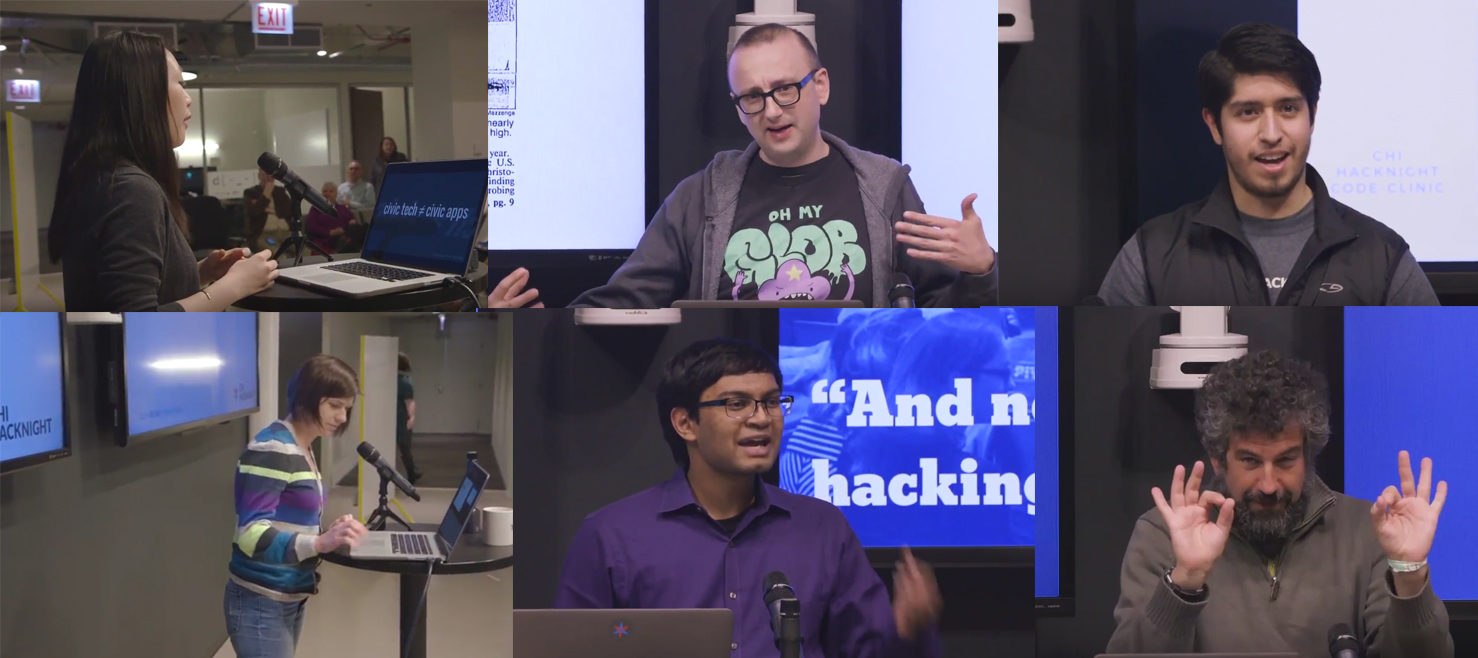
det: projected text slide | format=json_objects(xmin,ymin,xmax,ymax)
[
  {"xmin": 1300, "ymin": 0, "xmax": 1478, "ymax": 262},
  {"xmin": 901, "ymin": 0, "xmax": 1000, "ymax": 251},
  {"xmin": 777, "ymin": 309, "xmax": 1039, "ymax": 549},
  {"xmin": 0, "ymin": 314, "xmax": 66, "ymax": 463},
  {"xmin": 486, "ymin": 0, "xmax": 646, "ymax": 250}
]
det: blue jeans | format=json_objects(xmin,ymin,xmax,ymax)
[{"xmin": 224, "ymin": 579, "xmax": 307, "ymax": 658}]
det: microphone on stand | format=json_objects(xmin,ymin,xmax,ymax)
[
  {"xmin": 764, "ymin": 571, "xmax": 803, "ymax": 658},
  {"xmin": 357, "ymin": 441, "xmax": 421, "ymax": 502},
  {"xmin": 1327, "ymin": 623, "xmax": 1360, "ymax": 658},
  {"xmin": 888, "ymin": 273, "xmax": 916, "ymax": 308},
  {"xmin": 258, "ymin": 152, "xmax": 337, "ymax": 216}
]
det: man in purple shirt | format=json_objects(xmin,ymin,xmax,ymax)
[{"xmin": 555, "ymin": 338, "xmax": 943, "ymax": 658}]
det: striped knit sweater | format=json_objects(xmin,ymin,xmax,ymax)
[{"xmin": 228, "ymin": 420, "xmax": 324, "ymax": 602}]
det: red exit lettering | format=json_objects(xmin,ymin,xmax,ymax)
[{"xmin": 255, "ymin": 5, "xmax": 289, "ymax": 32}]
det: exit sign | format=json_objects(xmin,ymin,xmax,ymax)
[
  {"xmin": 252, "ymin": 3, "xmax": 294, "ymax": 35},
  {"xmin": 6, "ymin": 79, "xmax": 40, "ymax": 103}
]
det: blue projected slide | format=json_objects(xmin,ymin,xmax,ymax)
[
  {"xmin": 777, "ymin": 309, "xmax": 1049, "ymax": 552},
  {"xmin": 124, "ymin": 314, "xmax": 259, "ymax": 439},
  {"xmin": 363, "ymin": 165, "xmax": 486, "ymax": 274},
  {"xmin": 1345, "ymin": 307, "xmax": 1478, "ymax": 601},
  {"xmin": 0, "ymin": 314, "xmax": 67, "ymax": 468},
  {"xmin": 1035, "ymin": 307, "xmax": 1060, "ymax": 598},
  {"xmin": 1300, "ymin": 0, "xmax": 1478, "ymax": 263}
]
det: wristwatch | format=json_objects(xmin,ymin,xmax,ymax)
[{"xmin": 1164, "ymin": 568, "xmax": 1208, "ymax": 602}]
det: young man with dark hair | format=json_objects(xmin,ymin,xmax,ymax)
[
  {"xmin": 555, "ymin": 337, "xmax": 943, "ymax": 657},
  {"xmin": 1107, "ymin": 351, "xmax": 1453, "ymax": 656},
  {"xmin": 493, "ymin": 24, "xmax": 996, "ymax": 308},
  {"xmin": 1098, "ymin": 23, "xmax": 1438, "ymax": 306}
]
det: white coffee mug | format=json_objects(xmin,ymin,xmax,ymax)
[{"xmin": 482, "ymin": 506, "xmax": 513, "ymax": 546}]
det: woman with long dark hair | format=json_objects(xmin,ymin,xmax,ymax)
[{"xmin": 48, "ymin": 30, "xmax": 279, "ymax": 311}]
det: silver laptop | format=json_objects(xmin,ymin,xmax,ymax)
[
  {"xmin": 513, "ymin": 609, "xmax": 733, "ymax": 658},
  {"xmin": 1096, "ymin": 654, "xmax": 1300, "ymax": 657},
  {"xmin": 672, "ymin": 300, "xmax": 865, "ymax": 308},
  {"xmin": 278, "ymin": 159, "xmax": 488, "ymax": 298},
  {"xmin": 349, "ymin": 458, "xmax": 490, "ymax": 561}
]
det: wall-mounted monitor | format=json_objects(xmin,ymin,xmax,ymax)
[
  {"xmin": 776, "ymin": 308, "xmax": 1052, "ymax": 570},
  {"xmin": 1, "ymin": 312, "xmax": 72, "ymax": 474},
  {"xmin": 121, "ymin": 313, "xmax": 260, "ymax": 444}
]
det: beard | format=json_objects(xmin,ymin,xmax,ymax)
[
  {"xmin": 1226, "ymin": 147, "xmax": 1307, "ymax": 200},
  {"xmin": 1208, "ymin": 467, "xmax": 1311, "ymax": 553}
]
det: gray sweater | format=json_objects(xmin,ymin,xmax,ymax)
[
  {"xmin": 58, "ymin": 165, "xmax": 199, "ymax": 311},
  {"xmin": 1107, "ymin": 475, "xmax": 1453, "ymax": 657},
  {"xmin": 570, "ymin": 132, "xmax": 997, "ymax": 308}
]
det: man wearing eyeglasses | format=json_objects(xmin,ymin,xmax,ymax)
[
  {"xmin": 555, "ymin": 337, "xmax": 943, "ymax": 658},
  {"xmin": 517, "ymin": 23, "xmax": 994, "ymax": 308}
]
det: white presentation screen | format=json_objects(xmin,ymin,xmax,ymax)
[
  {"xmin": 486, "ymin": 0, "xmax": 647, "ymax": 250},
  {"xmin": 1300, "ymin": 0, "xmax": 1478, "ymax": 264},
  {"xmin": 901, "ymin": 0, "xmax": 1000, "ymax": 251}
]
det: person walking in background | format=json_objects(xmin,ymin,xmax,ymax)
[
  {"xmin": 397, "ymin": 353, "xmax": 423, "ymax": 487},
  {"xmin": 227, "ymin": 355, "xmax": 368, "ymax": 658},
  {"xmin": 369, "ymin": 137, "xmax": 410, "ymax": 193},
  {"xmin": 304, "ymin": 181, "xmax": 359, "ymax": 254}
]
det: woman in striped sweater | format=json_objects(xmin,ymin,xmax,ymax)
[{"xmin": 225, "ymin": 354, "xmax": 369, "ymax": 658}]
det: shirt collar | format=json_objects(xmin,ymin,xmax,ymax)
[
  {"xmin": 657, "ymin": 468, "xmax": 793, "ymax": 518},
  {"xmin": 1191, "ymin": 164, "xmax": 1357, "ymax": 247}
]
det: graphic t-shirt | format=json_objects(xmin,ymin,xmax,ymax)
[{"xmin": 721, "ymin": 148, "xmax": 872, "ymax": 303}]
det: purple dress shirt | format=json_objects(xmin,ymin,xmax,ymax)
[{"xmin": 555, "ymin": 470, "xmax": 939, "ymax": 658}]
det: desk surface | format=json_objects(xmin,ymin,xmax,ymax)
[
  {"xmin": 231, "ymin": 253, "xmax": 489, "ymax": 311},
  {"xmin": 320, "ymin": 523, "xmax": 513, "ymax": 575}
]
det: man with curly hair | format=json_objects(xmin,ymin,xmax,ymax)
[{"xmin": 1107, "ymin": 350, "xmax": 1453, "ymax": 657}]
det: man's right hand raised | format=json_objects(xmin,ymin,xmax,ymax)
[
  {"xmin": 488, "ymin": 267, "xmax": 543, "ymax": 308},
  {"xmin": 1151, "ymin": 461, "xmax": 1235, "ymax": 591}
]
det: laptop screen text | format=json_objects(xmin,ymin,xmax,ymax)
[{"xmin": 362, "ymin": 161, "xmax": 487, "ymax": 274}]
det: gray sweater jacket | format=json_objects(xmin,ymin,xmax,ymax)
[
  {"xmin": 1107, "ymin": 475, "xmax": 1453, "ymax": 657},
  {"xmin": 570, "ymin": 132, "xmax": 998, "ymax": 308}
]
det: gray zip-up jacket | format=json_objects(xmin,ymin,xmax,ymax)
[
  {"xmin": 570, "ymin": 132, "xmax": 998, "ymax": 308},
  {"xmin": 1107, "ymin": 475, "xmax": 1453, "ymax": 658}
]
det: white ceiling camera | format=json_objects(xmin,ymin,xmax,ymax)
[
  {"xmin": 1000, "ymin": 0, "xmax": 1035, "ymax": 44},
  {"xmin": 728, "ymin": 0, "xmax": 817, "ymax": 58},
  {"xmin": 573, "ymin": 309, "xmax": 682, "ymax": 326},
  {"xmin": 1149, "ymin": 306, "xmax": 1248, "ymax": 389}
]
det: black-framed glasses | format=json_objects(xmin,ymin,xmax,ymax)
[
  {"xmin": 696, "ymin": 396, "xmax": 795, "ymax": 419},
  {"xmin": 731, "ymin": 69, "xmax": 821, "ymax": 115}
]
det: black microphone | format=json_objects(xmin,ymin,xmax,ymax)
[
  {"xmin": 357, "ymin": 441, "xmax": 421, "ymax": 502},
  {"xmin": 257, "ymin": 152, "xmax": 337, "ymax": 216},
  {"xmin": 764, "ymin": 571, "xmax": 803, "ymax": 658},
  {"xmin": 1082, "ymin": 295, "xmax": 1107, "ymax": 306},
  {"xmin": 888, "ymin": 273, "xmax": 916, "ymax": 308},
  {"xmin": 1328, "ymin": 623, "xmax": 1360, "ymax": 658}
]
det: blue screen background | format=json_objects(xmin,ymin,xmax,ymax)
[
  {"xmin": 363, "ymin": 167, "xmax": 486, "ymax": 274},
  {"xmin": 0, "ymin": 313, "xmax": 66, "ymax": 464},
  {"xmin": 1035, "ymin": 307, "xmax": 1060, "ymax": 598},
  {"xmin": 125, "ymin": 313, "xmax": 259, "ymax": 437},
  {"xmin": 777, "ymin": 309, "xmax": 1049, "ymax": 553},
  {"xmin": 1345, "ymin": 307, "xmax": 1478, "ymax": 601}
]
